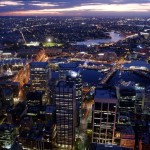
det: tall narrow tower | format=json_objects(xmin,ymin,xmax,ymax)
[
  {"xmin": 58, "ymin": 63, "xmax": 82, "ymax": 126},
  {"xmin": 55, "ymin": 81, "xmax": 76, "ymax": 149},
  {"xmin": 30, "ymin": 62, "xmax": 50, "ymax": 103}
]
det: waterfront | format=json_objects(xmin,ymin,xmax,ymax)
[
  {"xmin": 76, "ymin": 31, "xmax": 124, "ymax": 46},
  {"xmin": 52, "ymin": 69, "xmax": 150, "ymax": 87},
  {"xmin": 108, "ymin": 70, "xmax": 150, "ymax": 86}
]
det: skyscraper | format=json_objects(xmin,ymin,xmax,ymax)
[
  {"xmin": 26, "ymin": 91, "xmax": 45, "ymax": 115},
  {"xmin": 116, "ymin": 85, "xmax": 136, "ymax": 113},
  {"xmin": 59, "ymin": 63, "xmax": 82, "ymax": 126},
  {"xmin": 92, "ymin": 86, "xmax": 117, "ymax": 144},
  {"xmin": 66, "ymin": 70, "xmax": 82, "ymax": 126},
  {"xmin": 55, "ymin": 81, "xmax": 76, "ymax": 149},
  {"xmin": 143, "ymin": 86, "xmax": 150, "ymax": 114},
  {"xmin": 30, "ymin": 62, "xmax": 50, "ymax": 100}
]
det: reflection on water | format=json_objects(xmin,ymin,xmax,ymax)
[
  {"xmin": 52, "ymin": 69, "xmax": 150, "ymax": 87},
  {"xmin": 52, "ymin": 69, "xmax": 104, "ymax": 86},
  {"xmin": 76, "ymin": 31, "xmax": 124, "ymax": 46},
  {"xmin": 108, "ymin": 71, "xmax": 150, "ymax": 87}
]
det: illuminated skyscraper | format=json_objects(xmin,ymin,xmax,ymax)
[
  {"xmin": 92, "ymin": 87, "xmax": 117, "ymax": 144},
  {"xmin": 26, "ymin": 91, "xmax": 45, "ymax": 115},
  {"xmin": 55, "ymin": 81, "xmax": 76, "ymax": 149},
  {"xmin": 30, "ymin": 62, "xmax": 50, "ymax": 99},
  {"xmin": 143, "ymin": 86, "xmax": 150, "ymax": 114},
  {"xmin": 66, "ymin": 71, "xmax": 82, "ymax": 126},
  {"xmin": 59, "ymin": 63, "xmax": 82, "ymax": 126}
]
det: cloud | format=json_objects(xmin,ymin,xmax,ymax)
[
  {"xmin": 111, "ymin": 0, "xmax": 125, "ymax": 3},
  {"xmin": 30, "ymin": 3, "xmax": 150, "ymax": 12},
  {"xmin": 0, "ymin": 1, "xmax": 150, "ymax": 16},
  {"xmin": 30, "ymin": 2, "xmax": 59, "ymax": 7},
  {"xmin": 0, "ymin": 4, "xmax": 5, "ymax": 7},
  {"xmin": 0, "ymin": 1, "xmax": 24, "ymax": 6},
  {"xmin": 0, "ymin": 10, "xmax": 63, "ymax": 16}
]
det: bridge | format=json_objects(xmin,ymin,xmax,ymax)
[
  {"xmin": 100, "ymin": 68, "xmax": 116, "ymax": 84},
  {"xmin": 133, "ymin": 70, "xmax": 150, "ymax": 79}
]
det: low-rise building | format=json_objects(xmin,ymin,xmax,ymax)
[{"xmin": 115, "ymin": 125, "xmax": 135, "ymax": 150}]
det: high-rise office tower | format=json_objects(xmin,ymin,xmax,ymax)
[
  {"xmin": 92, "ymin": 86, "xmax": 117, "ymax": 144},
  {"xmin": 116, "ymin": 85, "xmax": 136, "ymax": 113},
  {"xmin": 30, "ymin": 62, "xmax": 50, "ymax": 99},
  {"xmin": 143, "ymin": 86, "xmax": 150, "ymax": 114},
  {"xmin": 26, "ymin": 91, "xmax": 45, "ymax": 115},
  {"xmin": 55, "ymin": 81, "xmax": 76, "ymax": 149},
  {"xmin": 59, "ymin": 63, "xmax": 82, "ymax": 126},
  {"xmin": 66, "ymin": 70, "xmax": 82, "ymax": 126}
]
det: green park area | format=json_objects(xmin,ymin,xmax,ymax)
[{"xmin": 42, "ymin": 42, "xmax": 63, "ymax": 47}]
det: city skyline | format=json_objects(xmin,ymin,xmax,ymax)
[
  {"xmin": 0, "ymin": 15, "xmax": 150, "ymax": 149},
  {"xmin": 0, "ymin": 0, "xmax": 150, "ymax": 16}
]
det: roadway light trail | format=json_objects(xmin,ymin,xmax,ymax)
[{"xmin": 13, "ymin": 48, "xmax": 48, "ymax": 101}]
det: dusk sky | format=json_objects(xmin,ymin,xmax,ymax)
[{"xmin": 0, "ymin": 0, "xmax": 150, "ymax": 16}]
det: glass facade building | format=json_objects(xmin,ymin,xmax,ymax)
[
  {"xmin": 59, "ymin": 63, "xmax": 82, "ymax": 126},
  {"xmin": 30, "ymin": 62, "xmax": 50, "ymax": 101},
  {"xmin": 30, "ymin": 62, "xmax": 50, "ymax": 92},
  {"xmin": 55, "ymin": 81, "xmax": 76, "ymax": 149}
]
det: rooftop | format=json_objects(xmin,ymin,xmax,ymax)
[
  {"xmin": 30, "ymin": 62, "xmax": 49, "ymax": 68},
  {"xmin": 67, "ymin": 70, "xmax": 81, "ymax": 78},
  {"xmin": 59, "ymin": 63, "xmax": 78, "ymax": 70},
  {"xmin": 45, "ymin": 105, "xmax": 55, "ymax": 114},
  {"xmin": 142, "ymin": 133, "xmax": 150, "ymax": 144},
  {"xmin": 116, "ymin": 125, "xmax": 135, "ymax": 136},
  {"xmin": 119, "ymin": 87, "xmax": 136, "ymax": 97},
  {"xmin": 94, "ymin": 87, "xmax": 117, "ymax": 103},
  {"xmin": 27, "ymin": 91, "xmax": 44, "ymax": 101},
  {"xmin": 0, "ymin": 123, "xmax": 15, "ymax": 132},
  {"xmin": 56, "ymin": 81, "xmax": 74, "ymax": 89},
  {"xmin": 0, "ymin": 81, "xmax": 19, "ymax": 86},
  {"xmin": 90, "ymin": 143, "xmax": 132, "ymax": 150}
]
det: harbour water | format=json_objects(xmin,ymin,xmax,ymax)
[
  {"xmin": 108, "ymin": 70, "xmax": 150, "ymax": 86},
  {"xmin": 52, "ymin": 68, "xmax": 150, "ymax": 87},
  {"xmin": 76, "ymin": 31, "xmax": 124, "ymax": 46}
]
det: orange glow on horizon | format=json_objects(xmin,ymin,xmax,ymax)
[{"xmin": 0, "ymin": 3, "xmax": 150, "ymax": 16}]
